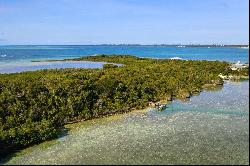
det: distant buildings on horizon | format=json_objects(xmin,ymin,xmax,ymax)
[
  {"xmin": 1, "ymin": 44, "xmax": 249, "ymax": 47},
  {"xmin": 96, "ymin": 44, "xmax": 249, "ymax": 48}
]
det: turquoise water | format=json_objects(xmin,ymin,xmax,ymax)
[
  {"xmin": 0, "ymin": 45, "xmax": 248, "ymax": 74},
  {"xmin": 4, "ymin": 81, "xmax": 249, "ymax": 165},
  {"xmin": 0, "ymin": 61, "xmax": 110, "ymax": 74},
  {"xmin": 0, "ymin": 45, "xmax": 249, "ymax": 64},
  {"xmin": 1, "ymin": 46, "xmax": 249, "ymax": 164}
]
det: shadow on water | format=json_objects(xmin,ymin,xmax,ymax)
[{"xmin": 0, "ymin": 127, "xmax": 69, "ymax": 164}]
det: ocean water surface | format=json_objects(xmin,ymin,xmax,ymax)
[
  {"xmin": 1, "ymin": 45, "xmax": 249, "ymax": 164},
  {"xmin": 4, "ymin": 81, "xmax": 249, "ymax": 165},
  {"xmin": 0, "ymin": 61, "xmax": 110, "ymax": 74},
  {"xmin": 0, "ymin": 45, "xmax": 249, "ymax": 73}
]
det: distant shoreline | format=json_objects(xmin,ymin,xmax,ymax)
[{"xmin": 0, "ymin": 44, "xmax": 249, "ymax": 48}]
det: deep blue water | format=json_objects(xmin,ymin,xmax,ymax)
[
  {"xmin": 0, "ymin": 45, "xmax": 249, "ymax": 73},
  {"xmin": 0, "ymin": 45, "xmax": 249, "ymax": 63}
]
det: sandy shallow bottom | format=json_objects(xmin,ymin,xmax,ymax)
[
  {"xmin": 4, "ymin": 81, "xmax": 249, "ymax": 165},
  {"xmin": 0, "ymin": 61, "xmax": 108, "ymax": 74}
]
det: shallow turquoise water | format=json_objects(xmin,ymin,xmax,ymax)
[
  {"xmin": 0, "ymin": 45, "xmax": 248, "ymax": 74},
  {"xmin": 0, "ymin": 61, "xmax": 109, "ymax": 74},
  {"xmin": 5, "ymin": 81, "xmax": 249, "ymax": 165},
  {"xmin": 0, "ymin": 45, "xmax": 249, "ymax": 65},
  {"xmin": 1, "ymin": 46, "xmax": 249, "ymax": 164}
]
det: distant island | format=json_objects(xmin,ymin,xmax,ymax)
[
  {"xmin": 1, "ymin": 44, "xmax": 249, "ymax": 48},
  {"xmin": 95, "ymin": 44, "xmax": 249, "ymax": 48},
  {"xmin": 0, "ymin": 55, "xmax": 248, "ymax": 159}
]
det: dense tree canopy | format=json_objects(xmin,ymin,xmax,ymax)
[{"xmin": 0, "ymin": 55, "xmax": 248, "ymax": 158}]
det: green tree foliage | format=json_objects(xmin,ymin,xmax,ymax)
[{"xmin": 0, "ymin": 55, "xmax": 247, "ymax": 157}]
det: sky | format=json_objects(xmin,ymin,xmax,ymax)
[{"xmin": 0, "ymin": 0, "xmax": 249, "ymax": 45}]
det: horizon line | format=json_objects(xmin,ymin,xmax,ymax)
[{"xmin": 0, "ymin": 44, "xmax": 249, "ymax": 46}]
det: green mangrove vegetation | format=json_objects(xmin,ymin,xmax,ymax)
[{"xmin": 0, "ymin": 55, "xmax": 248, "ymax": 158}]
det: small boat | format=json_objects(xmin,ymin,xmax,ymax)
[
  {"xmin": 159, "ymin": 105, "xmax": 167, "ymax": 109},
  {"xmin": 0, "ymin": 54, "xmax": 7, "ymax": 57},
  {"xmin": 156, "ymin": 103, "xmax": 168, "ymax": 111}
]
